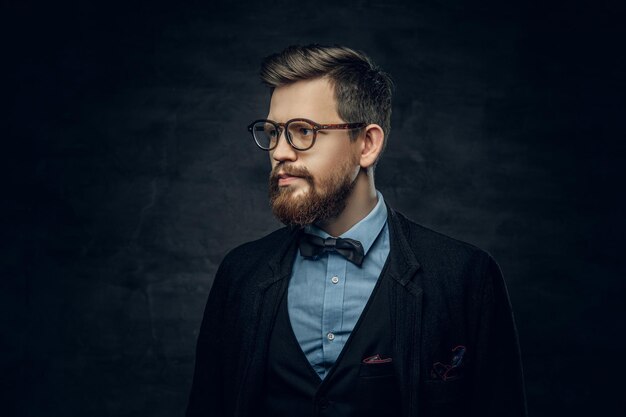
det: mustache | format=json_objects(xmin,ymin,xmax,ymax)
[{"xmin": 269, "ymin": 164, "xmax": 313, "ymax": 182}]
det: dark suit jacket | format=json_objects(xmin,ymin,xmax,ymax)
[{"xmin": 186, "ymin": 204, "xmax": 528, "ymax": 417}]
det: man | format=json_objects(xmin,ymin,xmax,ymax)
[{"xmin": 186, "ymin": 44, "xmax": 527, "ymax": 417}]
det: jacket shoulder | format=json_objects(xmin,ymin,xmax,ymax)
[
  {"xmin": 391, "ymin": 209, "xmax": 503, "ymax": 304},
  {"xmin": 219, "ymin": 226, "xmax": 293, "ymax": 269},
  {"xmin": 392, "ymin": 209, "xmax": 496, "ymax": 268}
]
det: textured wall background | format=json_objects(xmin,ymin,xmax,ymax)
[{"xmin": 4, "ymin": 0, "xmax": 625, "ymax": 416}]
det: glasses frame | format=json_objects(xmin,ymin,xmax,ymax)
[{"xmin": 247, "ymin": 118, "xmax": 367, "ymax": 151}]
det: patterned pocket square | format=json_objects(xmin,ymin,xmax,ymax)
[
  {"xmin": 430, "ymin": 345, "xmax": 466, "ymax": 381},
  {"xmin": 362, "ymin": 354, "xmax": 393, "ymax": 364}
]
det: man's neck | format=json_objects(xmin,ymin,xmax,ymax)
[{"xmin": 315, "ymin": 170, "xmax": 378, "ymax": 237}]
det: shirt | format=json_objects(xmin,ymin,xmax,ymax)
[{"xmin": 287, "ymin": 190, "xmax": 390, "ymax": 379}]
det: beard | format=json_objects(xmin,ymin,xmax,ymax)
[{"xmin": 269, "ymin": 158, "xmax": 359, "ymax": 228}]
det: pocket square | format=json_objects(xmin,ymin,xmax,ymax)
[
  {"xmin": 430, "ymin": 345, "xmax": 466, "ymax": 381},
  {"xmin": 363, "ymin": 354, "xmax": 393, "ymax": 364}
]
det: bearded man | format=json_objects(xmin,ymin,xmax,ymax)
[{"xmin": 186, "ymin": 44, "xmax": 528, "ymax": 417}]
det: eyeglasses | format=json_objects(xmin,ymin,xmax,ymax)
[{"xmin": 247, "ymin": 118, "xmax": 366, "ymax": 151}]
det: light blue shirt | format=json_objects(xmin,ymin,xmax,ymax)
[{"xmin": 287, "ymin": 190, "xmax": 390, "ymax": 379}]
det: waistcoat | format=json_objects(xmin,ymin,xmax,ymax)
[{"xmin": 262, "ymin": 263, "xmax": 402, "ymax": 417}]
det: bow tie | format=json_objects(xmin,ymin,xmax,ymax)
[{"xmin": 299, "ymin": 233, "xmax": 365, "ymax": 267}]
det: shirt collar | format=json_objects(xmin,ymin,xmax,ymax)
[{"xmin": 304, "ymin": 190, "xmax": 388, "ymax": 256}]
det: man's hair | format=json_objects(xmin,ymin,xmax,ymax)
[{"xmin": 260, "ymin": 44, "xmax": 393, "ymax": 165}]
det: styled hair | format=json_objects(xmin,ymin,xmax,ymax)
[{"xmin": 259, "ymin": 44, "xmax": 393, "ymax": 162}]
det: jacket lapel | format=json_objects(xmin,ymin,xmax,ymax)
[
  {"xmin": 385, "ymin": 204, "xmax": 424, "ymax": 417},
  {"xmin": 234, "ymin": 226, "xmax": 302, "ymax": 417}
]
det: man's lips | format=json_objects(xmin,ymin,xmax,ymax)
[{"xmin": 277, "ymin": 173, "xmax": 303, "ymax": 185}]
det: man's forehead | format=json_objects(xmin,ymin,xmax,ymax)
[{"xmin": 266, "ymin": 78, "xmax": 341, "ymax": 122}]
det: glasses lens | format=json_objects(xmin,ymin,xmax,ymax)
[
  {"xmin": 253, "ymin": 121, "xmax": 279, "ymax": 149},
  {"xmin": 287, "ymin": 120, "xmax": 315, "ymax": 150}
]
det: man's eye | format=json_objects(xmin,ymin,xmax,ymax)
[
  {"xmin": 300, "ymin": 128, "xmax": 313, "ymax": 136},
  {"xmin": 268, "ymin": 129, "xmax": 278, "ymax": 137}
]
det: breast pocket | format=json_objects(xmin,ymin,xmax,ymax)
[
  {"xmin": 358, "ymin": 361, "xmax": 396, "ymax": 378},
  {"xmin": 356, "ymin": 362, "xmax": 401, "ymax": 415}
]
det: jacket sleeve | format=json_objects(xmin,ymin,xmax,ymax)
[
  {"xmin": 469, "ymin": 253, "xmax": 528, "ymax": 417},
  {"xmin": 186, "ymin": 256, "xmax": 231, "ymax": 417}
]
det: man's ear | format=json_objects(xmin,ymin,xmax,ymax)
[{"xmin": 359, "ymin": 124, "xmax": 385, "ymax": 169}]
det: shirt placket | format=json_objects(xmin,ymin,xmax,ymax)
[{"xmin": 320, "ymin": 252, "xmax": 348, "ymax": 376}]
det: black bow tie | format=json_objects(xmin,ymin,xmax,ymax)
[{"xmin": 299, "ymin": 233, "xmax": 365, "ymax": 267}]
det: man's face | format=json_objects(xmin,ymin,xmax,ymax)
[{"xmin": 267, "ymin": 77, "xmax": 362, "ymax": 227}]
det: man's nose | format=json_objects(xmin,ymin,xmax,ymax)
[{"xmin": 271, "ymin": 129, "xmax": 297, "ymax": 162}]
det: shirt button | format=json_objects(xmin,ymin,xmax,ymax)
[
  {"xmin": 327, "ymin": 332, "xmax": 335, "ymax": 341},
  {"xmin": 331, "ymin": 276, "xmax": 339, "ymax": 284}
]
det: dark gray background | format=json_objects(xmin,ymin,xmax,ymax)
[{"xmin": 4, "ymin": 0, "xmax": 625, "ymax": 416}]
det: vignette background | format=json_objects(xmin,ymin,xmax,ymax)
[{"xmin": 4, "ymin": 0, "xmax": 624, "ymax": 416}]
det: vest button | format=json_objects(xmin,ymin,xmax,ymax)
[{"xmin": 318, "ymin": 396, "xmax": 329, "ymax": 409}]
